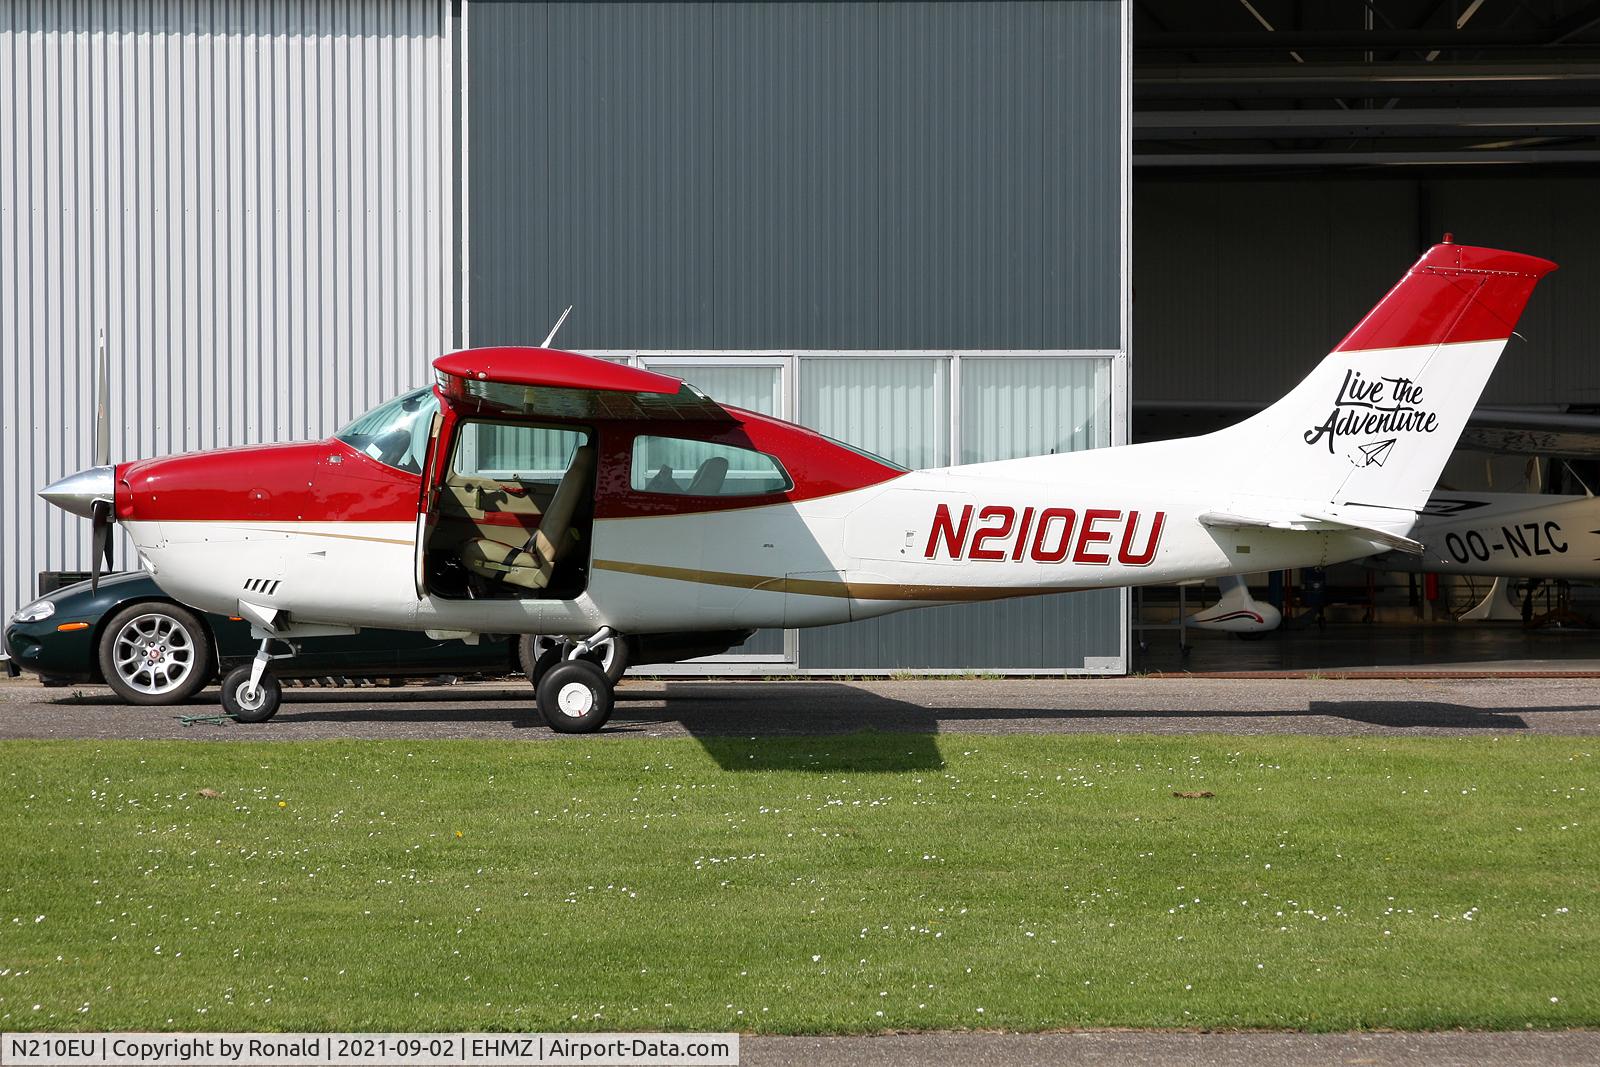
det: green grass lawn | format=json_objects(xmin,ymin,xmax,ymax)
[{"xmin": 1, "ymin": 732, "xmax": 1595, "ymax": 1033}]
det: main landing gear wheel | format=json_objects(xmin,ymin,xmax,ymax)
[
  {"xmin": 528, "ymin": 643, "xmax": 565, "ymax": 693},
  {"xmin": 536, "ymin": 658, "xmax": 614, "ymax": 734},
  {"xmin": 520, "ymin": 634, "xmax": 630, "ymax": 687},
  {"xmin": 220, "ymin": 665, "xmax": 283, "ymax": 723}
]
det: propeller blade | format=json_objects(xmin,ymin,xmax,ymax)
[
  {"xmin": 90, "ymin": 499, "xmax": 112, "ymax": 594},
  {"xmin": 94, "ymin": 332, "xmax": 110, "ymax": 467}
]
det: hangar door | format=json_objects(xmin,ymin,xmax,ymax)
[{"xmin": 465, "ymin": 0, "xmax": 1128, "ymax": 672}]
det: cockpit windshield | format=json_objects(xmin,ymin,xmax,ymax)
[{"xmin": 335, "ymin": 387, "xmax": 439, "ymax": 473}]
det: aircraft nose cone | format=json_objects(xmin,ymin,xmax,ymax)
[{"xmin": 39, "ymin": 465, "xmax": 115, "ymax": 519}]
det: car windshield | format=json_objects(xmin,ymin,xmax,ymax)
[{"xmin": 335, "ymin": 387, "xmax": 438, "ymax": 473}]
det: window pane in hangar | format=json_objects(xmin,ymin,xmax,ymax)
[
  {"xmin": 456, "ymin": 424, "xmax": 589, "ymax": 483},
  {"xmin": 958, "ymin": 357, "xmax": 1110, "ymax": 464},
  {"xmin": 673, "ymin": 365, "xmax": 783, "ymax": 418},
  {"xmin": 799, "ymin": 358, "xmax": 950, "ymax": 471}
]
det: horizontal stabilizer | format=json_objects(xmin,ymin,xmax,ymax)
[
  {"xmin": 1199, "ymin": 511, "xmax": 1424, "ymax": 556},
  {"xmin": 1199, "ymin": 511, "xmax": 1304, "ymax": 532},
  {"xmin": 1301, "ymin": 511, "xmax": 1425, "ymax": 556}
]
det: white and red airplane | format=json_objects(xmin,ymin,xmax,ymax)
[{"xmin": 37, "ymin": 238, "xmax": 1555, "ymax": 730}]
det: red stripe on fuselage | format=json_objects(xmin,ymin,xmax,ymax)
[{"xmin": 117, "ymin": 441, "xmax": 421, "ymax": 523}]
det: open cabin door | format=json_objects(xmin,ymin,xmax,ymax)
[
  {"xmin": 414, "ymin": 404, "xmax": 449, "ymax": 598},
  {"xmin": 420, "ymin": 347, "xmax": 732, "ymax": 603}
]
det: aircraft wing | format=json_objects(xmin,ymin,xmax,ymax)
[
  {"xmin": 433, "ymin": 346, "xmax": 732, "ymax": 422},
  {"xmin": 1455, "ymin": 407, "xmax": 1600, "ymax": 459},
  {"xmin": 1199, "ymin": 510, "xmax": 1426, "ymax": 556}
]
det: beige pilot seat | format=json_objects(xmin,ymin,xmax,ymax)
[{"xmin": 459, "ymin": 444, "xmax": 596, "ymax": 591}]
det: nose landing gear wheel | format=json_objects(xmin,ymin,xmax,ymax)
[
  {"xmin": 220, "ymin": 665, "xmax": 283, "ymax": 723},
  {"xmin": 536, "ymin": 658, "xmax": 614, "ymax": 733}
]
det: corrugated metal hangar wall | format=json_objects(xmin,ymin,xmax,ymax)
[
  {"xmin": 0, "ymin": 0, "xmax": 455, "ymax": 626},
  {"xmin": 2, "ymin": 0, "xmax": 1129, "ymax": 674},
  {"xmin": 466, "ymin": 0, "xmax": 1130, "ymax": 672}
]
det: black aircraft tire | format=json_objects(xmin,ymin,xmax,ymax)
[
  {"xmin": 516, "ymin": 635, "xmax": 541, "ymax": 677},
  {"xmin": 536, "ymin": 659, "xmax": 614, "ymax": 734},
  {"xmin": 220, "ymin": 666, "xmax": 283, "ymax": 723},
  {"xmin": 528, "ymin": 645, "xmax": 564, "ymax": 692},
  {"xmin": 594, "ymin": 636, "xmax": 631, "ymax": 683},
  {"xmin": 522, "ymin": 636, "xmax": 630, "ymax": 686}
]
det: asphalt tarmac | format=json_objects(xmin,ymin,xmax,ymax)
[{"xmin": 1, "ymin": 674, "xmax": 1598, "ymax": 740}]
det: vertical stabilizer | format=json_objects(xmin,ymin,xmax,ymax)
[{"xmin": 1216, "ymin": 239, "xmax": 1556, "ymax": 516}]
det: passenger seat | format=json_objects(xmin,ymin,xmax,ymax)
[{"xmin": 459, "ymin": 444, "xmax": 596, "ymax": 591}]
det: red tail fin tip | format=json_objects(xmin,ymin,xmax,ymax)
[{"xmin": 1333, "ymin": 241, "xmax": 1557, "ymax": 354}]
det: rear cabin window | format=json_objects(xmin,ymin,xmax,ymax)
[{"xmin": 631, "ymin": 436, "xmax": 792, "ymax": 497}]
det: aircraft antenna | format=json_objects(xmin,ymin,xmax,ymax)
[{"xmin": 541, "ymin": 306, "xmax": 574, "ymax": 348}]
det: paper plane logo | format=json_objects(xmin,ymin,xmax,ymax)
[{"xmin": 1358, "ymin": 438, "xmax": 1396, "ymax": 468}]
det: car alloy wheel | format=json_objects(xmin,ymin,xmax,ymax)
[
  {"xmin": 97, "ymin": 602, "xmax": 215, "ymax": 706},
  {"xmin": 112, "ymin": 612, "xmax": 198, "ymax": 696}
]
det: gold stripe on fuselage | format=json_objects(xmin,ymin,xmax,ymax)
[
  {"xmin": 591, "ymin": 558, "xmax": 1082, "ymax": 602},
  {"xmin": 153, "ymin": 521, "xmax": 416, "ymax": 547},
  {"xmin": 257, "ymin": 528, "xmax": 415, "ymax": 545}
]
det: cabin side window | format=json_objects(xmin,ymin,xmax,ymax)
[{"xmin": 630, "ymin": 436, "xmax": 792, "ymax": 497}]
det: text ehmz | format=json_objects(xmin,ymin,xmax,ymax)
[{"xmin": 925, "ymin": 504, "xmax": 1166, "ymax": 566}]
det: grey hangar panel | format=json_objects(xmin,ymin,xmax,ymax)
[{"xmin": 465, "ymin": 1, "xmax": 1127, "ymax": 671}]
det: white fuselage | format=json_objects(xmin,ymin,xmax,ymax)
[{"xmin": 125, "ymin": 449, "xmax": 1393, "ymax": 639}]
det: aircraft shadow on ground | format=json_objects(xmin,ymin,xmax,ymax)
[
  {"xmin": 1307, "ymin": 700, "xmax": 1531, "ymax": 730},
  {"xmin": 49, "ymin": 683, "xmax": 1589, "ymax": 774}
]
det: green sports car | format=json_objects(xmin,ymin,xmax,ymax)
[{"xmin": 4, "ymin": 571, "xmax": 518, "ymax": 705}]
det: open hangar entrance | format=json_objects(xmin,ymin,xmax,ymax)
[{"xmin": 1131, "ymin": 1, "xmax": 1600, "ymax": 670}]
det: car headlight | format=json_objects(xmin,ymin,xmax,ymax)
[{"xmin": 10, "ymin": 599, "xmax": 56, "ymax": 624}]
